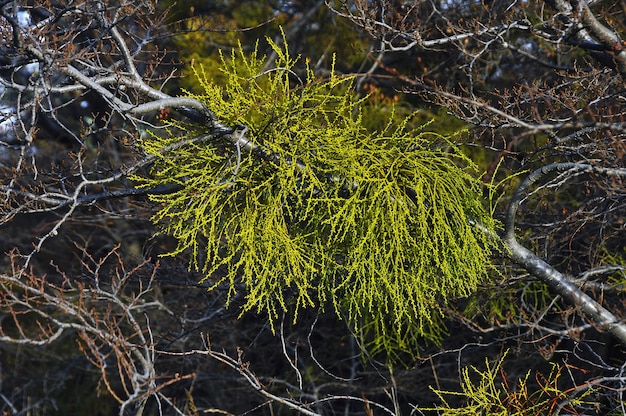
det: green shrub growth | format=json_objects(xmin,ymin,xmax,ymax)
[
  {"xmin": 421, "ymin": 350, "xmax": 594, "ymax": 415},
  {"xmin": 133, "ymin": 35, "xmax": 498, "ymax": 359}
]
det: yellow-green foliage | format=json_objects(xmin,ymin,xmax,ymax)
[
  {"xmin": 133, "ymin": 35, "xmax": 498, "ymax": 359},
  {"xmin": 170, "ymin": 4, "xmax": 369, "ymax": 93},
  {"xmin": 421, "ymin": 351, "xmax": 593, "ymax": 415},
  {"xmin": 599, "ymin": 247, "xmax": 626, "ymax": 289}
]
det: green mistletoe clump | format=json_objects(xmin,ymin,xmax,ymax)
[{"xmin": 133, "ymin": 35, "xmax": 498, "ymax": 360}]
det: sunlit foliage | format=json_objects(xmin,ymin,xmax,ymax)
[
  {"xmin": 134, "ymin": 36, "xmax": 498, "ymax": 360},
  {"xmin": 422, "ymin": 351, "xmax": 594, "ymax": 415}
]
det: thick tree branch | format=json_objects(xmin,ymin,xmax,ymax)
[
  {"xmin": 546, "ymin": 0, "xmax": 626, "ymax": 77},
  {"xmin": 504, "ymin": 162, "xmax": 626, "ymax": 345}
]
